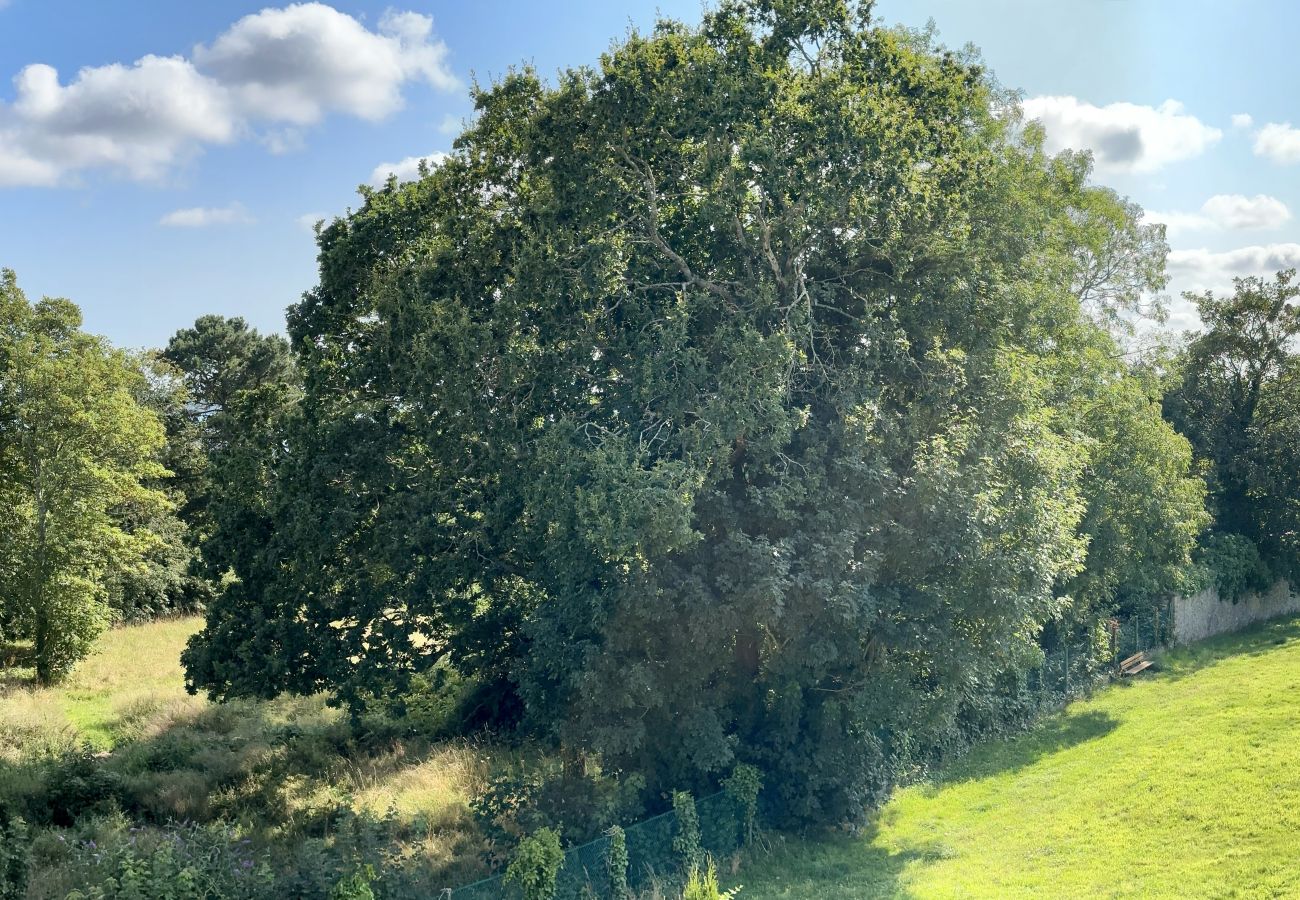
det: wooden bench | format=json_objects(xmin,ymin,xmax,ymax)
[{"xmin": 1119, "ymin": 650, "xmax": 1153, "ymax": 677}]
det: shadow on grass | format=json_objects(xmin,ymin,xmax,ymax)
[
  {"xmin": 926, "ymin": 708, "xmax": 1119, "ymax": 790},
  {"xmin": 736, "ymin": 827, "xmax": 925, "ymax": 899}
]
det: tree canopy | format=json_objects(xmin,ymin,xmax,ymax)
[
  {"xmin": 0, "ymin": 270, "xmax": 170, "ymax": 683},
  {"xmin": 184, "ymin": 0, "xmax": 1207, "ymax": 824},
  {"xmin": 1165, "ymin": 269, "xmax": 1300, "ymax": 583}
]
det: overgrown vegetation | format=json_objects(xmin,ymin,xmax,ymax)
[
  {"xmin": 0, "ymin": 620, "xmax": 507, "ymax": 898},
  {"xmin": 182, "ymin": 0, "xmax": 1211, "ymax": 834},
  {"xmin": 4, "ymin": 0, "xmax": 1300, "ymax": 895}
]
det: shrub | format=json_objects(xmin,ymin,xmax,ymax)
[
  {"xmin": 329, "ymin": 865, "xmax": 376, "ymax": 900},
  {"xmin": 671, "ymin": 792, "xmax": 702, "ymax": 874},
  {"xmin": 504, "ymin": 827, "xmax": 563, "ymax": 900},
  {"xmin": 37, "ymin": 747, "xmax": 124, "ymax": 826},
  {"xmin": 681, "ymin": 858, "xmax": 739, "ymax": 900},
  {"xmin": 471, "ymin": 769, "xmax": 645, "ymax": 856},
  {"xmin": 58, "ymin": 821, "xmax": 274, "ymax": 900},
  {"xmin": 721, "ymin": 766, "xmax": 762, "ymax": 847},
  {"xmin": 1197, "ymin": 532, "xmax": 1272, "ymax": 603},
  {"xmin": 0, "ymin": 813, "xmax": 30, "ymax": 900},
  {"xmin": 606, "ymin": 825, "xmax": 630, "ymax": 900}
]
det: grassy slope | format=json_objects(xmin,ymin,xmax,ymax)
[
  {"xmin": 740, "ymin": 616, "xmax": 1300, "ymax": 899},
  {"xmin": 0, "ymin": 617, "xmax": 502, "ymax": 886}
]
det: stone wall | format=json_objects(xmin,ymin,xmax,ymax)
[{"xmin": 1172, "ymin": 579, "xmax": 1300, "ymax": 645}]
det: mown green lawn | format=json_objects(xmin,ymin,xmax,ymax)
[{"xmin": 740, "ymin": 617, "xmax": 1300, "ymax": 899}]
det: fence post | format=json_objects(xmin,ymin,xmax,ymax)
[{"xmin": 1064, "ymin": 644, "xmax": 1070, "ymax": 695}]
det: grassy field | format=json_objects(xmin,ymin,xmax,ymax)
[
  {"xmin": 0, "ymin": 617, "xmax": 509, "ymax": 891},
  {"xmin": 8, "ymin": 615, "xmax": 1300, "ymax": 897},
  {"xmin": 739, "ymin": 616, "xmax": 1300, "ymax": 899}
]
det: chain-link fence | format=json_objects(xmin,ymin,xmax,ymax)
[
  {"xmin": 447, "ymin": 604, "xmax": 1171, "ymax": 898},
  {"xmin": 447, "ymin": 791, "xmax": 743, "ymax": 899},
  {"xmin": 1025, "ymin": 600, "xmax": 1172, "ymax": 705}
]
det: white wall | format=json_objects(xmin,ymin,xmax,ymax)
[{"xmin": 1172, "ymin": 579, "xmax": 1300, "ymax": 645}]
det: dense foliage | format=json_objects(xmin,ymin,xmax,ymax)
[
  {"xmin": 1165, "ymin": 269, "xmax": 1300, "ymax": 585},
  {"xmin": 4, "ymin": 3, "xmax": 1300, "ymax": 896},
  {"xmin": 0, "ymin": 271, "xmax": 171, "ymax": 682},
  {"xmin": 182, "ymin": 0, "xmax": 1208, "ymax": 827}
]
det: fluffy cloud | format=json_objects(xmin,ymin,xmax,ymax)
[
  {"xmin": 1254, "ymin": 122, "xmax": 1300, "ymax": 165},
  {"xmin": 159, "ymin": 202, "xmax": 254, "ymax": 227},
  {"xmin": 369, "ymin": 151, "xmax": 447, "ymax": 186},
  {"xmin": 2, "ymin": 56, "xmax": 234, "ymax": 184},
  {"xmin": 1162, "ymin": 242, "xmax": 1300, "ymax": 331},
  {"xmin": 1168, "ymin": 243, "xmax": 1300, "ymax": 295},
  {"xmin": 193, "ymin": 6, "xmax": 457, "ymax": 125},
  {"xmin": 1200, "ymin": 194, "xmax": 1291, "ymax": 229},
  {"xmin": 0, "ymin": 3, "xmax": 459, "ymax": 187},
  {"xmin": 1231, "ymin": 113, "xmax": 1254, "ymax": 130},
  {"xmin": 1021, "ymin": 96, "xmax": 1222, "ymax": 174},
  {"xmin": 1145, "ymin": 194, "xmax": 1292, "ymax": 235}
]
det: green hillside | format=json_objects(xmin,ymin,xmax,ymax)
[{"xmin": 740, "ymin": 617, "xmax": 1300, "ymax": 899}]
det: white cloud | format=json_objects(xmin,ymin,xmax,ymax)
[
  {"xmin": 1168, "ymin": 243, "xmax": 1300, "ymax": 295},
  {"xmin": 1145, "ymin": 194, "xmax": 1291, "ymax": 235},
  {"xmin": 1021, "ymin": 96, "xmax": 1222, "ymax": 174},
  {"xmin": 261, "ymin": 127, "xmax": 306, "ymax": 155},
  {"xmin": 369, "ymin": 150, "xmax": 447, "ymax": 186},
  {"xmin": 1231, "ymin": 113, "xmax": 1253, "ymax": 130},
  {"xmin": 193, "ymin": 5, "xmax": 458, "ymax": 125},
  {"xmin": 0, "ymin": 4, "xmax": 460, "ymax": 187},
  {"xmin": 160, "ymin": 202, "xmax": 253, "ymax": 227},
  {"xmin": 1199, "ymin": 193, "xmax": 1291, "ymax": 230},
  {"xmin": 1254, "ymin": 122, "xmax": 1300, "ymax": 165},
  {"xmin": 2, "ymin": 56, "xmax": 235, "ymax": 185}
]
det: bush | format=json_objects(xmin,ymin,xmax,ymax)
[
  {"xmin": 0, "ymin": 813, "xmax": 30, "ymax": 900},
  {"xmin": 671, "ymin": 792, "xmax": 702, "ymax": 874},
  {"xmin": 681, "ymin": 858, "xmax": 739, "ymax": 900},
  {"xmin": 36, "ymin": 747, "xmax": 124, "ymax": 827},
  {"xmin": 1197, "ymin": 532, "xmax": 1272, "ymax": 603},
  {"xmin": 330, "ymin": 865, "xmax": 376, "ymax": 900},
  {"xmin": 606, "ymin": 825, "xmax": 630, "ymax": 900},
  {"xmin": 721, "ymin": 766, "xmax": 762, "ymax": 847},
  {"xmin": 58, "ymin": 821, "xmax": 274, "ymax": 900},
  {"xmin": 504, "ymin": 827, "xmax": 563, "ymax": 900},
  {"xmin": 471, "ymin": 769, "xmax": 645, "ymax": 856}
]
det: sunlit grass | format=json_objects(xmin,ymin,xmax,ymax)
[
  {"xmin": 0, "ymin": 616, "xmax": 503, "ymax": 886},
  {"xmin": 740, "ymin": 616, "xmax": 1300, "ymax": 899}
]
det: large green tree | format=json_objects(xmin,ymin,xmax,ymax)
[
  {"xmin": 101, "ymin": 354, "xmax": 214, "ymax": 621},
  {"xmin": 0, "ymin": 270, "xmax": 169, "ymax": 683},
  {"xmin": 160, "ymin": 315, "xmax": 295, "ymax": 552},
  {"xmin": 1165, "ymin": 268, "xmax": 1300, "ymax": 578},
  {"xmin": 186, "ymin": 1, "xmax": 1204, "ymax": 823}
]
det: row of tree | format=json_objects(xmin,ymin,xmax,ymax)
[
  {"xmin": 0, "ymin": 274, "xmax": 289, "ymax": 683},
  {"xmin": 4, "ymin": 0, "xmax": 1298, "ymax": 832}
]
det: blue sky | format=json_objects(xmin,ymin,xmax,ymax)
[{"xmin": 1, "ymin": 0, "xmax": 1297, "ymax": 348}]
